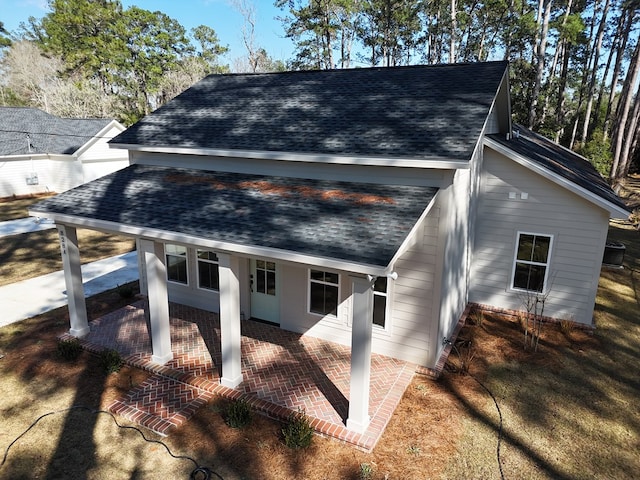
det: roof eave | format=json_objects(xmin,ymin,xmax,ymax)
[
  {"xmin": 109, "ymin": 143, "xmax": 470, "ymax": 170},
  {"xmin": 27, "ymin": 210, "xmax": 391, "ymax": 277},
  {"xmin": 74, "ymin": 120, "xmax": 126, "ymax": 157},
  {"xmin": 0, "ymin": 153, "xmax": 75, "ymax": 161},
  {"xmin": 484, "ymin": 137, "xmax": 630, "ymax": 219},
  {"xmin": 387, "ymin": 190, "xmax": 439, "ymax": 270}
]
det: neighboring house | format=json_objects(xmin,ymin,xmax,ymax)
[
  {"xmin": 30, "ymin": 62, "xmax": 629, "ymax": 434},
  {"xmin": 0, "ymin": 107, "xmax": 129, "ymax": 197}
]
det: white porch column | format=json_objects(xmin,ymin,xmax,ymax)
[
  {"xmin": 57, "ymin": 225, "xmax": 89, "ymax": 337},
  {"xmin": 139, "ymin": 239, "xmax": 173, "ymax": 364},
  {"xmin": 217, "ymin": 252, "xmax": 243, "ymax": 388},
  {"xmin": 347, "ymin": 275, "xmax": 375, "ymax": 433}
]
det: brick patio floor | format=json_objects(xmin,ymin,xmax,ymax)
[{"xmin": 66, "ymin": 301, "xmax": 416, "ymax": 451}]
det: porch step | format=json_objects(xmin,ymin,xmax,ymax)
[{"xmin": 108, "ymin": 373, "xmax": 214, "ymax": 436}]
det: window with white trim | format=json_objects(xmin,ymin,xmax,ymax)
[
  {"xmin": 512, "ymin": 233, "xmax": 552, "ymax": 292},
  {"xmin": 197, "ymin": 250, "xmax": 219, "ymax": 291},
  {"xmin": 309, "ymin": 270, "xmax": 339, "ymax": 316},
  {"xmin": 166, "ymin": 244, "xmax": 188, "ymax": 284},
  {"xmin": 373, "ymin": 277, "xmax": 388, "ymax": 328},
  {"xmin": 255, "ymin": 260, "xmax": 276, "ymax": 295}
]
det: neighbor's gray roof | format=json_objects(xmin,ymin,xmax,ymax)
[
  {"xmin": 111, "ymin": 62, "xmax": 509, "ymax": 161},
  {"xmin": 31, "ymin": 164, "xmax": 438, "ymax": 267},
  {"xmin": 0, "ymin": 107, "xmax": 112, "ymax": 156},
  {"xmin": 488, "ymin": 125, "xmax": 629, "ymax": 212}
]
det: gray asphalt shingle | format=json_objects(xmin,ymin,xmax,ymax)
[
  {"xmin": 32, "ymin": 164, "xmax": 438, "ymax": 267},
  {"xmin": 0, "ymin": 107, "xmax": 111, "ymax": 156},
  {"xmin": 111, "ymin": 62, "xmax": 509, "ymax": 161},
  {"xmin": 488, "ymin": 125, "xmax": 629, "ymax": 212}
]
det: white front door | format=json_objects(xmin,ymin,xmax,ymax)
[{"xmin": 250, "ymin": 259, "xmax": 280, "ymax": 324}]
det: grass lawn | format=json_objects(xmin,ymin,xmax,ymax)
[
  {"xmin": 0, "ymin": 194, "xmax": 135, "ymax": 286},
  {"xmin": 0, "ymin": 184, "xmax": 638, "ymax": 479},
  {"xmin": 0, "ymin": 193, "xmax": 56, "ymax": 222}
]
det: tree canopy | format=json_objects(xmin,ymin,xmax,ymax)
[
  {"xmin": 3, "ymin": 0, "xmax": 231, "ymax": 123},
  {"xmin": 276, "ymin": 0, "xmax": 640, "ymax": 181}
]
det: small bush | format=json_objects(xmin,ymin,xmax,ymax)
[
  {"xmin": 282, "ymin": 409, "xmax": 314, "ymax": 449},
  {"xmin": 455, "ymin": 340, "xmax": 476, "ymax": 375},
  {"xmin": 469, "ymin": 308, "xmax": 485, "ymax": 328},
  {"xmin": 559, "ymin": 318, "xmax": 575, "ymax": 335},
  {"xmin": 57, "ymin": 338, "xmax": 82, "ymax": 361},
  {"xmin": 100, "ymin": 349, "xmax": 123, "ymax": 374},
  {"xmin": 116, "ymin": 283, "xmax": 135, "ymax": 299},
  {"xmin": 225, "ymin": 399, "xmax": 252, "ymax": 428},
  {"xmin": 359, "ymin": 462, "xmax": 374, "ymax": 479},
  {"xmin": 407, "ymin": 444, "xmax": 421, "ymax": 455}
]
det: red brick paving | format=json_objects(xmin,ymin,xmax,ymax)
[{"xmin": 64, "ymin": 301, "xmax": 415, "ymax": 451}]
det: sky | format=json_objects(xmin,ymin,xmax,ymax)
[{"xmin": 0, "ymin": 0, "xmax": 295, "ymax": 64}]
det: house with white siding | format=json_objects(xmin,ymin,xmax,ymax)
[
  {"xmin": 29, "ymin": 62, "xmax": 629, "ymax": 434},
  {"xmin": 0, "ymin": 107, "xmax": 128, "ymax": 198}
]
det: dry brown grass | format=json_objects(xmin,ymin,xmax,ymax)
[
  {"xmin": 0, "ymin": 229, "xmax": 135, "ymax": 287},
  {"xmin": 0, "ymin": 193, "xmax": 57, "ymax": 222},
  {"xmin": 0, "ymin": 193, "xmax": 135, "ymax": 286}
]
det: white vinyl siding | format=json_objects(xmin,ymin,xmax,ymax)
[
  {"xmin": 130, "ymin": 151, "xmax": 449, "ymax": 187},
  {"xmin": 0, "ymin": 124, "xmax": 127, "ymax": 197},
  {"xmin": 470, "ymin": 147, "xmax": 610, "ymax": 325}
]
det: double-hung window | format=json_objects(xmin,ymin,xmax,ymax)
[
  {"xmin": 166, "ymin": 244, "xmax": 188, "ymax": 284},
  {"xmin": 197, "ymin": 250, "xmax": 219, "ymax": 291},
  {"xmin": 373, "ymin": 277, "xmax": 388, "ymax": 328},
  {"xmin": 512, "ymin": 233, "xmax": 552, "ymax": 293},
  {"xmin": 309, "ymin": 270, "xmax": 339, "ymax": 316}
]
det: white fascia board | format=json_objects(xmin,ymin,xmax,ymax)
[
  {"xmin": 0, "ymin": 153, "xmax": 50, "ymax": 161},
  {"xmin": 472, "ymin": 68, "xmax": 512, "ymax": 161},
  {"xmin": 27, "ymin": 210, "xmax": 390, "ymax": 277},
  {"xmin": 1, "ymin": 153, "xmax": 75, "ymax": 161},
  {"xmin": 75, "ymin": 120, "xmax": 126, "ymax": 157},
  {"xmin": 109, "ymin": 143, "xmax": 470, "ymax": 170},
  {"xmin": 484, "ymin": 137, "xmax": 630, "ymax": 219},
  {"xmin": 385, "ymin": 191, "xmax": 439, "ymax": 271}
]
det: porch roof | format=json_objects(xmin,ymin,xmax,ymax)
[{"xmin": 30, "ymin": 164, "xmax": 438, "ymax": 273}]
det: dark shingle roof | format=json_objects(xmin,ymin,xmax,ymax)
[
  {"xmin": 0, "ymin": 107, "xmax": 112, "ymax": 156},
  {"xmin": 111, "ymin": 62, "xmax": 508, "ymax": 161},
  {"xmin": 31, "ymin": 164, "xmax": 438, "ymax": 267},
  {"xmin": 488, "ymin": 125, "xmax": 629, "ymax": 212}
]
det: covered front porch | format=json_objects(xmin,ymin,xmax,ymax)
[{"xmin": 66, "ymin": 301, "xmax": 416, "ymax": 451}]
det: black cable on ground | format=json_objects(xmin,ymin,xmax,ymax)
[
  {"xmin": 448, "ymin": 341, "xmax": 506, "ymax": 480},
  {"xmin": 0, "ymin": 405, "xmax": 224, "ymax": 480},
  {"xmin": 469, "ymin": 373, "xmax": 506, "ymax": 480}
]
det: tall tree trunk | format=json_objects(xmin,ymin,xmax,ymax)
[
  {"xmin": 594, "ymin": 17, "xmax": 620, "ymax": 132},
  {"xmin": 581, "ymin": 0, "xmax": 611, "ymax": 144},
  {"xmin": 604, "ymin": 8, "xmax": 633, "ymax": 140},
  {"xmin": 626, "ymin": 106, "xmax": 640, "ymax": 177},
  {"xmin": 610, "ymin": 37, "xmax": 640, "ymax": 182},
  {"xmin": 620, "ymin": 92, "xmax": 640, "ymax": 177},
  {"xmin": 528, "ymin": 0, "xmax": 552, "ymax": 128},
  {"xmin": 450, "ymin": 0, "xmax": 457, "ymax": 63},
  {"xmin": 555, "ymin": 43, "xmax": 570, "ymax": 141}
]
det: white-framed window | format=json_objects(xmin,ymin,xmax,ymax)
[
  {"xmin": 309, "ymin": 269, "xmax": 340, "ymax": 316},
  {"xmin": 166, "ymin": 244, "xmax": 188, "ymax": 285},
  {"xmin": 511, "ymin": 232, "xmax": 553, "ymax": 293},
  {"xmin": 255, "ymin": 260, "xmax": 277, "ymax": 296},
  {"xmin": 373, "ymin": 277, "xmax": 388, "ymax": 328},
  {"xmin": 197, "ymin": 250, "xmax": 219, "ymax": 291}
]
